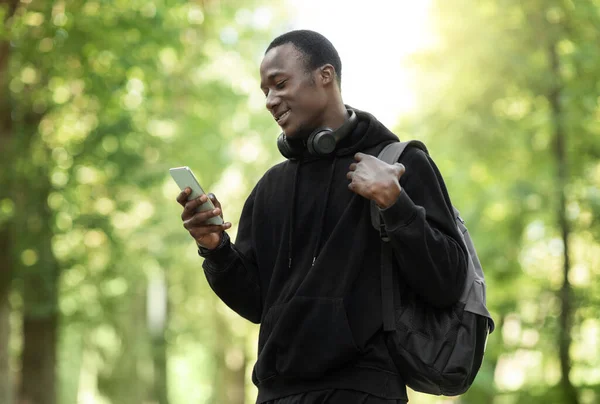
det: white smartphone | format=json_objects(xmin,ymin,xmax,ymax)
[{"xmin": 169, "ymin": 166, "xmax": 224, "ymax": 225}]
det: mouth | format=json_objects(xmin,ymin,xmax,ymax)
[{"xmin": 275, "ymin": 110, "xmax": 290, "ymax": 124}]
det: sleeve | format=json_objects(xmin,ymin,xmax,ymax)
[
  {"xmin": 379, "ymin": 147, "xmax": 468, "ymax": 308},
  {"xmin": 200, "ymin": 184, "xmax": 263, "ymax": 323}
]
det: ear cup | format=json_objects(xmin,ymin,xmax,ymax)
[
  {"xmin": 306, "ymin": 109, "xmax": 358, "ymax": 156},
  {"xmin": 277, "ymin": 133, "xmax": 304, "ymax": 160},
  {"xmin": 306, "ymin": 129, "xmax": 335, "ymax": 156},
  {"xmin": 277, "ymin": 133, "xmax": 294, "ymax": 159}
]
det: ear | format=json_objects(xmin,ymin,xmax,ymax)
[{"xmin": 319, "ymin": 64, "xmax": 336, "ymax": 86}]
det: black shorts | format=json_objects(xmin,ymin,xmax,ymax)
[{"xmin": 263, "ymin": 389, "xmax": 408, "ymax": 404}]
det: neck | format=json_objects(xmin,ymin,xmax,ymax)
[{"xmin": 321, "ymin": 101, "xmax": 349, "ymax": 130}]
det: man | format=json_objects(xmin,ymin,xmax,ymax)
[{"xmin": 177, "ymin": 30, "xmax": 467, "ymax": 403}]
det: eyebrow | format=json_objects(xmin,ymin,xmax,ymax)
[
  {"xmin": 260, "ymin": 70, "xmax": 285, "ymax": 88},
  {"xmin": 267, "ymin": 70, "xmax": 285, "ymax": 80}
]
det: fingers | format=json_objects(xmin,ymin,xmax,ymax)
[
  {"xmin": 176, "ymin": 187, "xmax": 191, "ymax": 207},
  {"xmin": 184, "ymin": 212, "xmax": 232, "ymax": 239},
  {"xmin": 188, "ymin": 223, "xmax": 232, "ymax": 240},
  {"xmin": 354, "ymin": 152, "xmax": 365, "ymax": 162},
  {"xmin": 208, "ymin": 193, "xmax": 222, "ymax": 212},
  {"xmin": 346, "ymin": 161, "xmax": 358, "ymax": 181},
  {"xmin": 177, "ymin": 189, "xmax": 230, "ymax": 246},
  {"xmin": 394, "ymin": 163, "xmax": 406, "ymax": 177},
  {"xmin": 181, "ymin": 194, "xmax": 207, "ymax": 220},
  {"xmin": 183, "ymin": 206, "xmax": 221, "ymax": 228}
]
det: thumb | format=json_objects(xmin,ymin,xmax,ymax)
[{"xmin": 394, "ymin": 163, "xmax": 406, "ymax": 177}]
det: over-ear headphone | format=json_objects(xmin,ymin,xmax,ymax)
[{"xmin": 277, "ymin": 109, "xmax": 358, "ymax": 160}]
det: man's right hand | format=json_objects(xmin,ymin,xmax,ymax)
[{"xmin": 177, "ymin": 188, "xmax": 232, "ymax": 250}]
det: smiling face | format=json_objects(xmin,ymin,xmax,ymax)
[{"xmin": 260, "ymin": 43, "xmax": 332, "ymax": 139}]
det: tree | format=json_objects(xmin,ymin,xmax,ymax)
[
  {"xmin": 2, "ymin": 0, "xmax": 285, "ymax": 402},
  {"xmin": 403, "ymin": 0, "xmax": 600, "ymax": 402}
]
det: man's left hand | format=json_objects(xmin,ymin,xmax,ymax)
[{"xmin": 346, "ymin": 152, "xmax": 406, "ymax": 209}]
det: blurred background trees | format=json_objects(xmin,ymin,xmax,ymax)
[
  {"xmin": 0, "ymin": 0, "xmax": 598, "ymax": 403},
  {"xmin": 1, "ymin": 1, "xmax": 285, "ymax": 403},
  {"xmin": 403, "ymin": 1, "xmax": 600, "ymax": 403}
]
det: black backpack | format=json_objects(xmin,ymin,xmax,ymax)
[{"xmin": 371, "ymin": 140, "xmax": 495, "ymax": 396}]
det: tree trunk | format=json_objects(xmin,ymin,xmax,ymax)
[
  {"xmin": 0, "ymin": 1, "xmax": 22, "ymax": 402},
  {"xmin": 19, "ymin": 317, "xmax": 57, "ymax": 404},
  {"xmin": 0, "ymin": 240, "xmax": 12, "ymax": 404},
  {"xmin": 3, "ymin": 0, "xmax": 61, "ymax": 400},
  {"xmin": 212, "ymin": 314, "xmax": 246, "ymax": 404},
  {"xmin": 0, "ymin": 99, "xmax": 14, "ymax": 404},
  {"xmin": 98, "ymin": 283, "xmax": 149, "ymax": 404},
  {"xmin": 547, "ymin": 40, "xmax": 579, "ymax": 404},
  {"xmin": 148, "ymin": 270, "xmax": 169, "ymax": 404},
  {"xmin": 151, "ymin": 333, "xmax": 169, "ymax": 404},
  {"xmin": 18, "ymin": 172, "xmax": 59, "ymax": 404}
]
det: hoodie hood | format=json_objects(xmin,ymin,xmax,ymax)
[
  {"xmin": 334, "ymin": 106, "xmax": 400, "ymax": 157},
  {"xmin": 282, "ymin": 106, "xmax": 400, "ymax": 162}
]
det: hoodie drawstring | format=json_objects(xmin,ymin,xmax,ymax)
[
  {"xmin": 288, "ymin": 157, "xmax": 337, "ymax": 269},
  {"xmin": 311, "ymin": 158, "xmax": 336, "ymax": 265},
  {"xmin": 288, "ymin": 162, "xmax": 300, "ymax": 268}
]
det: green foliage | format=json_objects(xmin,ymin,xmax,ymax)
[
  {"xmin": 401, "ymin": 0, "xmax": 600, "ymax": 403},
  {"xmin": 2, "ymin": 1, "xmax": 288, "ymax": 403},
  {"xmin": 3, "ymin": 0, "xmax": 599, "ymax": 403}
]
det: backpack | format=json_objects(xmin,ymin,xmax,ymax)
[{"xmin": 371, "ymin": 140, "xmax": 495, "ymax": 396}]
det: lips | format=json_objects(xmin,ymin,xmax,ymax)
[{"xmin": 275, "ymin": 110, "xmax": 290, "ymax": 125}]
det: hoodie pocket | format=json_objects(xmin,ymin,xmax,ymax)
[
  {"xmin": 278, "ymin": 297, "xmax": 361, "ymax": 379},
  {"xmin": 254, "ymin": 303, "xmax": 286, "ymax": 383},
  {"xmin": 254, "ymin": 297, "xmax": 360, "ymax": 383}
]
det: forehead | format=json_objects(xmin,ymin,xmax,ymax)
[{"xmin": 260, "ymin": 43, "xmax": 307, "ymax": 80}]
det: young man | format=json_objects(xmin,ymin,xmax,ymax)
[{"xmin": 177, "ymin": 30, "xmax": 467, "ymax": 403}]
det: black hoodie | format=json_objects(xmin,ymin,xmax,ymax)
[{"xmin": 199, "ymin": 109, "xmax": 468, "ymax": 402}]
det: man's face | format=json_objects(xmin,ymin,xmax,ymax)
[{"xmin": 260, "ymin": 43, "xmax": 328, "ymax": 139}]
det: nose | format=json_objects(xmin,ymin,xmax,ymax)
[{"xmin": 265, "ymin": 90, "xmax": 280, "ymax": 112}]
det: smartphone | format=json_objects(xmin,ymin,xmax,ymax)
[{"xmin": 169, "ymin": 166, "xmax": 224, "ymax": 225}]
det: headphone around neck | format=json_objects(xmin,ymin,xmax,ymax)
[{"xmin": 277, "ymin": 109, "xmax": 358, "ymax": 160}]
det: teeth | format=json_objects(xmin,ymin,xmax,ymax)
[{"xmin": 277, "ymin": 110, "xmax": 289, "ymax": 121}]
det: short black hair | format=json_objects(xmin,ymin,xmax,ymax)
[{"xmin": 266, "ymin": 30, "xmax": 342, "ymax": 87}]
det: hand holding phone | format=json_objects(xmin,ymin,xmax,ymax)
[
  {"xmin": 170, "ymin": 166, "xmax": 223, "ymax": 225},
  {"xmin": 171, "ymin": 166, "xmax": 231, "ymax": 249}
]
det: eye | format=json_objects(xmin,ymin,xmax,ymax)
[{"xmin": 275, "ymin": 80, "xmax": 287, "ymax": 90}]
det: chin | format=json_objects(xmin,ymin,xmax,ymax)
[{"xmin": 283, "ymin": 124, "xmax": 310, "ymax": 140}]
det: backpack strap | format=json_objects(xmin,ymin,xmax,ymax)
[
  {"xmin": 370, "ymin": 141, "xmax": 428, "ymax": 232},
  {"xmin": 372, "ymin": 140, "xmax": 428, "ymax": 332},
  {"xmin": 381, "ymin": 242, "xmax": 396, "ymax": 331}
]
